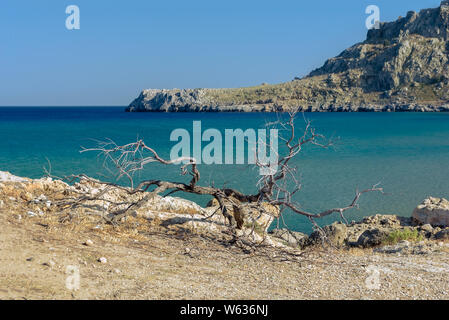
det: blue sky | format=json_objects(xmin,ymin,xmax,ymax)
[{"xmin": 0, "ymin": 0, "xmax": 442, "ymax": 106}]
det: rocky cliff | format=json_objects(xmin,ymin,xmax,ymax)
[{"xmin": 127, "ymin": 1, "xmax": 449, "ymax": 112}]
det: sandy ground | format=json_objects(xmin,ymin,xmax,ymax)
[{"xmin": 1, "ymin": 205, "xmax": 449, "ymax": 300}]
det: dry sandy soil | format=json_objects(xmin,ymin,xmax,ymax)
[{"xmin": 1, "ymin": 204, "xmax": 449, "ymax": 300}]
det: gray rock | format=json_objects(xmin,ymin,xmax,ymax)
[
  {"xmin": 434, "ymin": 228, "xmax": 449, "ymax": 240},
  {"xmin": 375, "ymin": 241, "xmax": 434, "ymax": 255},
  {"xmin": 326, "ymin": 222, "xmax": 348, "ymax": 247},
  {"xmin": 398, "ymin": 240, "xmax": 411, "ymax": 246},
  {"xmin": 356, "ymin": 229, "xmax": 389, "ymax": 248},
  {"xmin": 375, "ymin": 244, "xmax": 406, "ymax": 254},
  {"xmin": 420, "ymin": 224, "xmax": 434, "ymax": 233},
  {"xmin": 127, "ymin": 88, "xmax": 214, "ymax": 112},
  {"xmin": 308, "ymin": 222, "xmax": 348, "ymax": 247}
]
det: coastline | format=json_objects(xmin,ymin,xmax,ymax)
[
  {"xmin": 1, "ymin": 171, "xmax": 448, "ymax": 299},
  {"xmin": 125, "ymin": 87, "xmax": 449, "ymax": 113},
  {"xmin": 4, "ymin": 0, "xmax": 449, "ymax": 302},
  {"xmin": 126, "ymin": 102, "xmax": 449, "ymax": 113},
  {"xmin": 125, "ymin": 86, "xmax": 449, "ymax": 113},
  {"xmin": 126, "ymin": 2, "xmax": 449, "ymax": 114}
]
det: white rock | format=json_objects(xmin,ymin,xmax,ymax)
[
  {"xmin": 0, "ymin": 171, "xmax": 28, "ymax": 183},
  {"xmin": 413, "ymin": 197, "xmax": 449, "ymax": 227},
  {"xmin": 26, "ymin": 211, "xmax": 37, "ymax": 217},
  {"xmin": 83, "ymin": 239, "xmax": 94, "ymax": 246},
  {"xmin": 37, "ymin": 194, "xmax": 47, "ymax": 201},
  {"xmin": 98, "ymin": 257, "xmax": 107, "ymax": 264},
  {"xmin": 90, "ymin": 188, "xmax": 100, "ymax": 195},
  {"xmin": 0, "ymin": 200, "xmax": 4, "ymax": 208}
]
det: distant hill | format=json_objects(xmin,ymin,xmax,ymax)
[{"xmin": 127, "ymin": 1, "xmax": 449, "ymax": 112}]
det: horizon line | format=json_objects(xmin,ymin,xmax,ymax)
[{"xmin": 0, "ymin": 105, "xmax": 127, "ymax": 107}]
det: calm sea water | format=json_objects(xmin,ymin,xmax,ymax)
[{"xmin": 1, "ymin": 107, "xmax": 449, "ymax": 233}]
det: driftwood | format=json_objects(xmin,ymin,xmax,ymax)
[{"xmin": 54, "ymin": 111, "xmax": 383, "ymax": 245}]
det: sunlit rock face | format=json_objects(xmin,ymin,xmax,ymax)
[
  {"xmin": 128, "ymin": 2, "xmax": 449, "ymax": 113},
  {"xmin": 413, "ymin": 197, "xmax": 449, "ymax": 227}
]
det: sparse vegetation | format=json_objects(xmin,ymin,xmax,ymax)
[{"xmin": 382, "ymin": 229, "xmax": 424, "ymax": 245}]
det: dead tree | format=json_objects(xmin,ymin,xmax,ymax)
[{"xmin": 65, "ymin": 111, "xmax": 382, "ymax": 242}]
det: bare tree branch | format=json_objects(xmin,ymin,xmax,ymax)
[{"xmin": 62, "ymin": 111, "xmax": 384, "ymax": 244}]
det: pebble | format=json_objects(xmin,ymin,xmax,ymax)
[
  {"xmin": 98, "ymin": 257, "xmax": 107, "ymax": 264},
  {"xmin": 399, "ymin": 240, "xmax": 410, "ymax": 246},
  {"xmin": 26, "ymin": 211, "xmax": 37, "ymax": 217},
  {"xmin": 43, "ymin": 260, "xmax": 56, "ymax": 267},
  {"xmin": 21, "ymin": 192, "xmax": 33, "ymax": 201},
  {"xmin": 78, "ymin": 258, "xmax": 88, "ymax": 266},
  {"xmin": 83, "ymin": 239, "xmax": 94, "ymax": 246},
  {"xmin": 0, "ymin": 200, "xmax": 4, "ymax": 208},
  {"xmin": 37, "ymin": 194, "xmax": 47, "ymax": 202}
]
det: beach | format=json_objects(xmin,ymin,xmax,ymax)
[{"xmin": 0, "ymin": 171, "xmax": 448, "ymax": 300}]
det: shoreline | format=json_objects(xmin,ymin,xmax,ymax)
[
  {"xmin": 1, "ymin": 170, "xmax": 448, "ymax": 249},
  {"xmin": 1, "ymin": 171, "xmax": 448, "ymax": 299},
  {"xmin": 126, "ymin": 88, "xmax": 449, "ymax": 113},
  {"xmin": 125, "ymin": 106, "xmax": 449, "ymax": 113},
  {"xmin": 126, "ymin": 2, "xmax": 449, "ymax": 115}
]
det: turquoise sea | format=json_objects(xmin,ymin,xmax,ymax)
[{"xmin": 1, "ymin": 107, "xmax": 449, "ymax": 233}]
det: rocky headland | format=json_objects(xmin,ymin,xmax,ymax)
[{"xmin": 127, "ymin": 1, "xmax": 449, "ymax": 113}]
